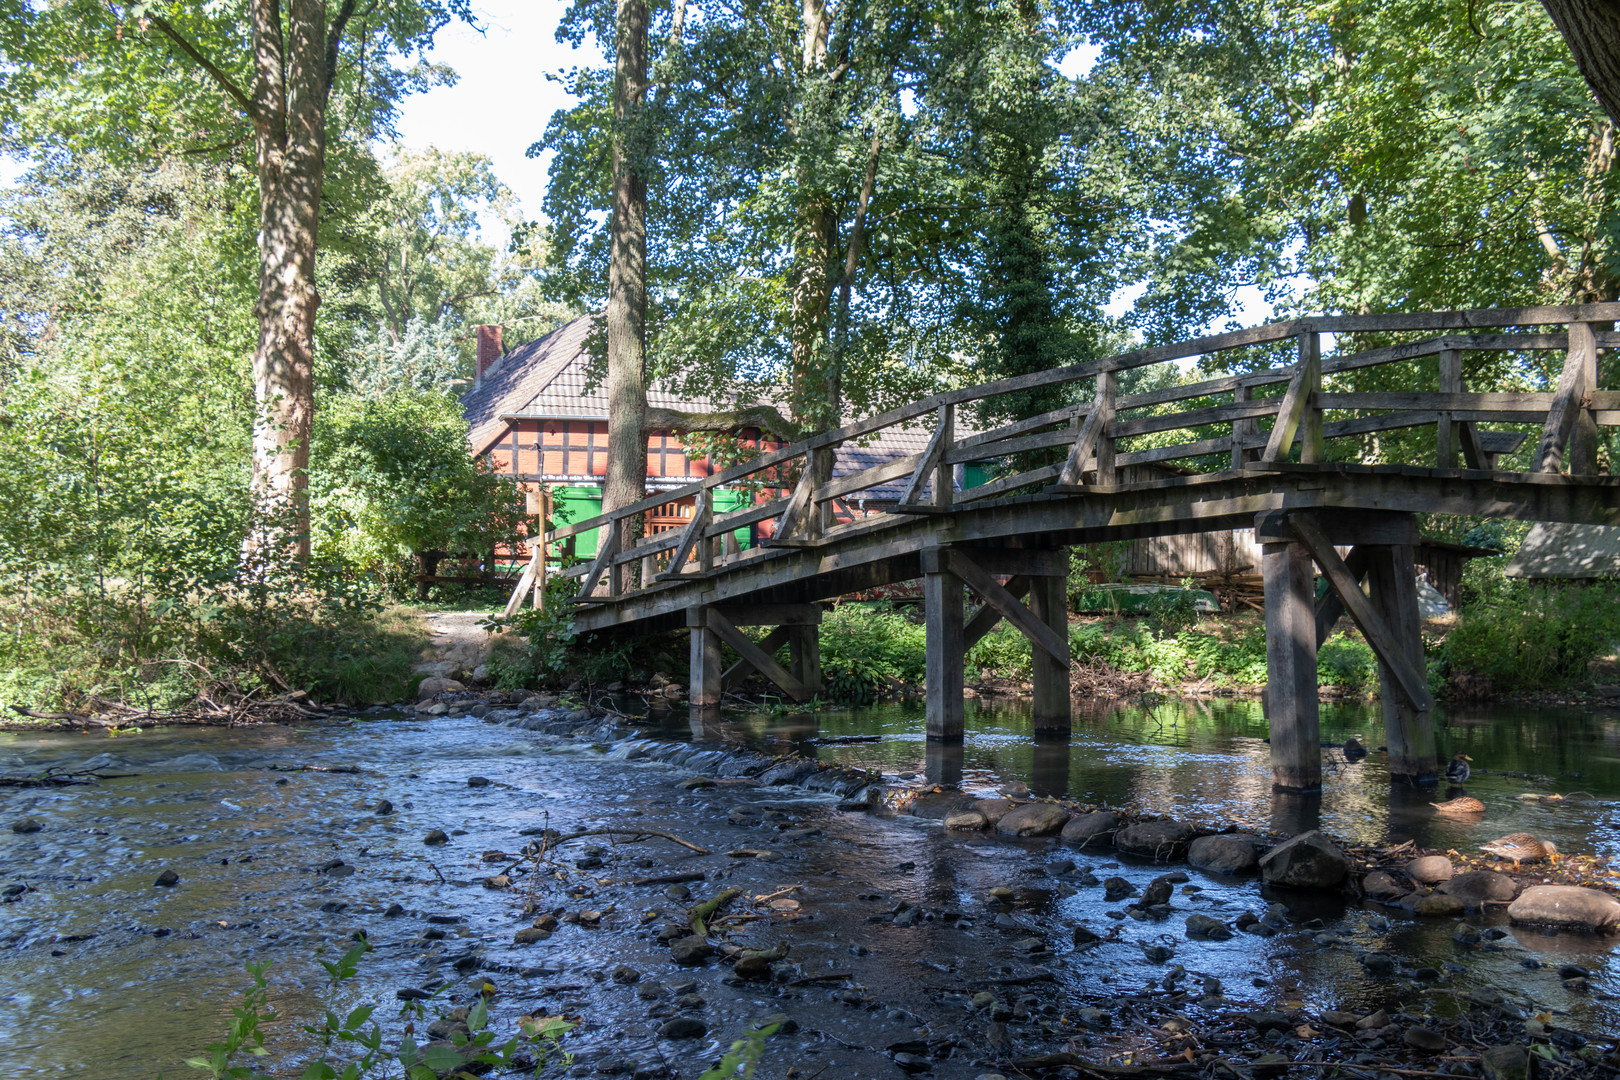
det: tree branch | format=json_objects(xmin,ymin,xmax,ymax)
[
  {"xmin": 644, "ymin": 405, "xmax": 806, "ymax": 443},
  {"xmin": 145, "ymin": 13, "xmax": 259, "ymax": 120},
  {"xmin": 324, "ymin": 0, "xmax": 360, "ymax": 100}
]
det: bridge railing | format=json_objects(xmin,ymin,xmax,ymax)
[{"xmin": 524, "ymin": 304, "xmax": 1619, "ymax": 605}]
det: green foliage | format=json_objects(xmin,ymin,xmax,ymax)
[
  {"xmin": 818, "ymin": 604, "xmax": 928, "ymax": 704},
  {"xmin": 1146, "ymin": 578, "xmax": 1202, "ymax": 639},
  {"xmin": 967, "ymin": 621, "xmax": 1033, "ymax": 681},
  {"xmin": 310, "ymin": 389, "xmax": 525, "ymax": 587},
  {"xmin": 1441, "ymin": 580, "xmax": 1620, "ymax": 692},
  {"xmin": 696, "ymin": 1022, "xmax": 778, "ymax": 1080},
  {"xmin": 171, "ymin": 941, "xmax": 573, "ymax": 1080}
]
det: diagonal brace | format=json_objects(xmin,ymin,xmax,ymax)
[
  {"xmin": 946, "ymin": 552, "xmax": 1069, "ymax": 666},
  {"xmin": 1289, "ymin": 514, "xmax": 1432, "ymax": 711},
  {"xmin": 965, "ymin": 575, "xmax": 1030, "ymax": 649},
  {"xmin": 723, "ymin": 625, "xmax": 792, "ymax": 690},
  {"xmin": 768, "ymin": 455, "xmax": 817, "ymax": 544},
  {"xmin": 900, "ymin": 405, "xmax": 953, "ymax": 505},
  {"xmin": 706, "ymin": 608, "xmax": 811, "ymax": 701},
  {"xmin": 655, "ymin": 490, "xmax": 712, "ymax": 580}
]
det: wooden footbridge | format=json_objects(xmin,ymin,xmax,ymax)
[{"xmin": 513, "ymin": 304, "xmax": 1620, "ymax": 793}]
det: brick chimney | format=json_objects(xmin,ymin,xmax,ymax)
[{"xmin": 475, "ymin": 324, "xmax": 504, "ymax": 381}]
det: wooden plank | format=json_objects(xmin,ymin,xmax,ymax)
[
  {"xmin": 1109, "ymin": 397, "xmax": 1280, "ymax": 439},
  {"xmin": 706, "ymin": 607, "xmax": 810, "ymax": 701},
  {"xmin": 1058, "ymin": 374, "xmax": 1115, "ymax": 487},
  {"xmin": 943, "ymin": 425, "xmax": 1077, "ymax": 464},
  {"xmin": 1288, "ymin": 513, "xmax": 1432, "ymax": 711},
  {"xmin": 654, "ymin": 491, "xmax": 712, "ymax": 581},
  {"xmin": 614, "ymin": 527, "xmax": 684, "ymax": 566},
  {"xmin": 715, "ymin": 604, "xmax": 821, "ymax": 627},
  {"xmin": 1119, "ymin": 436, "xmax": 1249, "ymax": 469},
  {"xmin": 1256, "ymin": 507, "xmax": 1418, "ymax": 548},
  {"xmin": 955, "ymin": 404, "xmax": 1085, "ymax": 450},
  {"xmin": 1320, "ymin": 303, "xmax": 1620, "ymax": 333},
  {"xmin": 964, "ymin": 575, "xmax": 1029, "ymax": 648},
  {"xmin": 769, "ymin": 455, "xmax": 818, "ymax": 544},
  {"xmin": 1437, "ymin": 348, "xmax": 1460, "ymax": 468},
  {"xmin": 945, "ymin": 549, "xmax": 1070, "ymax": 666},
  {"xmin": 1263, "ymin": 539, "xmax": 1321, "ymax": 792},
  {"xmin": 1232, "ymin": 383, "xmax": 1256, "ymax": 471},
  {"xmin": 933, "ymin": 404, "xmax": 955, "ymax": 508},
  {"xmin": 1567, "ymin": 322, "xmax": 1600, "ymax": 474},
  {"xmin": 1537, "ymin": 325, "xmax": 1592, "ymax": 473},
  {"xmin": 1319, "ymin": 391, "xmax": 1555, "ymax": 412},
  {"xmin": 722, "ymin": 625, "xmax": 792, "ymax": 691},
  {"xmin": 900, "ymin": 405, "xmax": 953, "ymax": 505},
  {"xmin": 706, "ymin": 496, "xmax": 789, "ymax": 538},
  {"xmin": 1261, "ymin": 341, "xmax": 1320, "ymax": 462},
  {"xmin": 816, "ymin": 453, "xmax": 921, "ymax": 503},
  {"xmin": 575, "ymin": 521, "xmax": 619, "ymax": 599}
]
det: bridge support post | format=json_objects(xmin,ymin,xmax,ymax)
[
  {"xmin": 1029, "ymin": 570, "xmax": 1072, "ymax": 736},
  {"xmin": 1262, "ymin": 538, "xmax": 1321, "ymax": 792},
  {"xmin": 921, "ymin": 547, "xmax": 966, "ymax": 741},
  {"xmin": 687, "ymin": 607, "xmax": 723, "ymax": 710},
  {"xmin": 1366, "ymin": 544, "xmax": 1437, "ymax": 782}
]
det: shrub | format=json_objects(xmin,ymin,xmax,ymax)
[
  {"xmin": 966, "ymin": 620, "xmax": 1032, "ymax": 680},
  {"xmin": 1441, "ymin": 580, "xmax": 1620, "ymax": 692},
  {"xmin": 818, "ymin": 603, "xmax": 927, "ymax": 703}
]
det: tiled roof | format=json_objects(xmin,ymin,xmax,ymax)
[{"xmin": 461, "ymin": 313, "xmax": 971, "ymax": 501}]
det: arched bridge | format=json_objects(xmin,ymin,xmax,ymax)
[{"xmin": 509, "ymin": 304, "xmax": 1620, "ymax": 793}]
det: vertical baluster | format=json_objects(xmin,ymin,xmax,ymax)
[
  {"xmin": 932, "ymin": 404, "xmax": 955, "ymax": 508},
  {"xmin": 1231, "ymin": 382, "xmax": 1255, "ymax": 471},
  {"xmin": 1299, "ymin": 331, "xmax": 1324, "ymax": 464},
  {"xmin": 1094, "ymin": 369, "xmax": 1117, "ymax": 485},
  {"xmin": 1437, "ymin": 348, "xmax": 1460, "ymax": 468}
]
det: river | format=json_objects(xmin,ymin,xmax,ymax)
[{"xmin": 0, "ymin": 695, "xmax": 1615, "ymax": 1078}]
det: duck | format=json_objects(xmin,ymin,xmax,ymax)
[
  {"xmin": 1444, "ymin": 752, "xmax": 1472, "ymax": 784},
  {"xmin": 1479, "ymin": 833, "xmax": 1558, "ymax": 869},
  {"xmin": 1432, "ymin": 796, "xmax": 1485, "ymax": 815}
]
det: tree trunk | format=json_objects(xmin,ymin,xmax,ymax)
[
  {"xmin": 1542, "ymin": 0, "xmax": 1620, "ymax": 130},
  {"xmin": 603, "ymin": 0, "xmax": 651, "ymax": 586}
]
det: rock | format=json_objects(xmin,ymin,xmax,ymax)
[
  {"xmin": 11, "ymin": 818, "xmax": 42, "ymax": 834},
  {"xmin": 612, "ymin": 964, "xmax": 641, "ymax": 984},
  {"xmin": 1361, "ymin": 870, "xmax": 1405, "ymax": 900},
  {"xmin": 384, "ymin": 903, "xmax": 405, "ymax": 917},
  {"xmin": 669, "ymin": 936, "xmax": 714, "ymax": 965},
  {"xmin": 1406, "ymin": 855, "xmax": 1454, "ymax": 885},
  {"xmin": 908, "ymin": 792, "xmax": 971, "ymax": 819},
  {"xmin": 1404, "ymin": 1028, "xmax": 1446, "ymax": 1053},
  {"xmin": 755, "ymin": 1013, "xmax": 798, "ymax": 1034},
  {"xmin": 1258, "ymin": 830, "xmax": 1347, "ymax": 889},
  {"xmin": 513, "ymin": 928, "xmax": 551, "ymax": 944},
  {"xmin": 373, "ymin": 799, "xmax": 394, "ymax": 815},
  {"xmin": 658, "ymin": 1017, "xmax": 707, "ymax": 1039},
  {"xmin": 1356, "ymin": 1009, "xmax": 1389, "ymax": 1030},
  {"xmin": 1072, "ymin": 925, "xmax": 1102, "ymax": 946},
  {"xmin": 1075, "ymin": 1008, "xmax": 1111, "ymax": 1029},
  {"xmin": 1061, "ymin": 811, "xmax": 1119, "ymax": 848},
  {"xmin": 996, "ymin": 802, "xmax": 1071, "ymax": 837},
  {"xmin": 1412, "ymin": 893, "xmax": 1465, "ymax": 917},
  {"xmin": 1138, "ymin": 876, "xmax": 1174, "ymax": 907},
  {"xmin": 1358, "ymin": 953, "xmax": 1396, "ymax": 976},
  {"xmin": 1188, "ymin": 833, "xmax": 1259, "ymax": 874},
  {"xmin": 423, "ymin": 829, "xmax": 449, "ymax": 845},
  {"xmin": 466, "ymin": 776, "xmax": 492, "ymax": 788},
  {"xmin": 395, "ymin": 987, "xmax": 432, "ymax": 1001},
  {"xmin": 1244, "ymin": 1012, "xmax": 1292, "ymax": 1032},
  {"xmin": 1185, "ymin": 914, "xmax": 1233, "ymax": 940},
  {"xmin": 1114, "ymin": 819, "xmax": 1195, "ymax": 861},
  {"xmin": 1438, "ymin": 870, "xmax": 1519, "ymax": 909},
  {"xmin": 1480, "ymin": 1045, "xmax": 1529, "ymax": 1080},
  {"xmin": 1507, "ymin": 885, "xmax": 1620, "ymax": 933},
  {"xmin": 677, "ymin": 777, "xmax": 717, "ymax": 790},
  {"xmin": 972, "ymin": 798, "xmax": 1021, "ymax": 826},
  {"xmin": 1319, "ymin": 1011, "xmax": 1360, "ymax": 1028},
  {"xmin": 944, "ymin": 811, "xmax": 988, "ymax": 831},
  {"xmin": 416, "ymin": 676, "xmax": 463, "ymax": 699},
  {"xmin": 892, "ymin": 1052, "xmax": 932, "ymax": 1074},
  {"xmin": 1102, "ymin": 876, "xmax": 1136, "ymax": 902},
  {"xmin": 153, "ymin": 869, "xmax": 179, "ymax": 887}
]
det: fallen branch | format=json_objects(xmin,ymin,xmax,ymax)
[
  {"xmin": 688, "ymin": 886, "xmax": 741, "ymax": 937},
  {"xmin": 609, "ymin": 871, "xmax": 709, "ymax": 887},
  {"xmin": 1008, "ymin": 1055, "xmax": 1199, "ymax": 1078},
  {"xmin": 552, "ymin": 828, "xmax": 711, "ymax": 855}
]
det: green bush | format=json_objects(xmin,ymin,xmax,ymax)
[
  {"xmin": 1316, "ymin": 632, "xmax": 1379, "ymax": 691},
  {"xmin": 818, "ymin": 603, "xmax": 927, "ymax": 703},
  {"xmin": 1441, "ymin": 580, "xmax": 1620, "ymax": 692},
  {"xmin": 966, "ymin": 620, "xmax": 1032, "ymax": 679}
]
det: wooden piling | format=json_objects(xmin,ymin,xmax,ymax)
[
  {"xmin": 687, "ymin": 607, "xmax": 723, "ymax": 708},
  {"xmin": 1262, "ymin": 539, "xmax": 1321, "ymax": 792},
  {"xmin": 789, "ymin": 623, "xmax": 822, "ymax": 696},
  {"xmin": 1029, "ymin": 571, "xmax": 1071, "ymax": 735},
  {"xmin": 1366, "ymin": 544, "xmax": 1437, "ymax": 782},
  {"xmin": 922, "ymin": 548, "xmax": 965, "ymax": 741}
]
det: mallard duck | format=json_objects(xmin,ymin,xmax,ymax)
[
  {"xmin": 1444, "ymin": 752, "xmax": 1472, "ymax": 784},
  {"xmin": 1432, "ymin": 796, "xmax": 1485, "ymax": 815},
  {"xmin": 1480, "ymin": 833, "xmax": 1558, "ymax": 869}
]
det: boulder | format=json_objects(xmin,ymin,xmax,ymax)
[
  {"xmin": 944, "ymin": 811, "xmax": 988, "ymax": 831},
  {"xmin": 1114, "ymin": 819, "xmax": 1196, "ymax": 861},
  {"xmin": 1438, "ymin": 870, "xmax": 1518, "ymax": 909},
  {"xmin": 1406, "ymin": 855, "xmax": 1454, "ymax": 885},
  {"xmin": 1479, "ymin": 1045, "xmax": 1529, "ymax": 1080},
  {"xmin": 669, "ymin": 936, "xmax": 714, "ymax": 964},
  {"xmin": 416, "ymin": 676, "xmax": 464, "ymax": 700},
  {"xmin": 1361, "ymin": 870, "xmax": 1405, "ymax": 901},
  {"xmin": 1102, "ymin": 876, "xmax": 1137, "ymax": 902},
  {"xmin": 908, "ymin": 792, "xmax": 973, "ymax": 820},
  {"xmin": 996, "ymin": 802, "xmax": 1071, "ymax": 837},
  {"xmin": 1061, "ymin": 811, "xmax": 1119, "ymax": 848},
  {"xmin": 1411, "ymin": 892, "xmax": 1465, "ymax": 918},
  {"xmin": 972, "ymin": 798, "xmax": 1021, "ymax": 826},
  {"xmin": 1507, "ymin": 886, "xmax": 1620, "ymax": 933},
  {"xmin": 1188, "ymin": 834, "xmax": 1260, "ymax": 874},
  {"xmin": 1185, "ymin": 914, "xmax": 1233, "ymax": 940},
  {"xmin": 1258, "ymin": 830, "xmax": 1347, "ymax": 889}
]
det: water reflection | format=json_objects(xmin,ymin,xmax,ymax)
[{"xmin": 712, "ymin": 696, "xmax": 1620, "ymax": 859}]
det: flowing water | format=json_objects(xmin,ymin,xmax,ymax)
[{"xmin": 0, "ymin": 696, "xmax": 1615, "ymax": 1079}]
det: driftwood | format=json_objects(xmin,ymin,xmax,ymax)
[
  {"xmin": 550, "ymin": 827, "xmax": 711, "ymax": 855},
  {"xmin": 0, "ymin": 767, "xmax": 136, "ymax": 787},
  {"xmin": 688, "ymin": 886, "xmax": 741, "ymax": 937}
]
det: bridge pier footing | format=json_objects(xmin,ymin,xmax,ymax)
[
  {"xmin": 687, "ymin": 604, "xmax": 822, "ymax": 707},
  {"xmin": 923, "ymin": 555, "xmax": 966, "ymax": 741},
  {"xmin": 1258, "ymin": 509, "xmax": 1438, "ymax": 792}
]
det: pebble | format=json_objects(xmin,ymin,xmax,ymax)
[
  {"xmin": 373, "ymin": 799, "xmax": 393, "ymax": 815},
  {"xmin": 657, "ymin": 1016, "xmax": 706, "ymax": 1039},
  {"xmin": 612, "ymin": 964, "xmax": 641, "ymax": 984},
  {"xmin": 1404, "ymin": 1028, "xmax": 1446, "ymax": 1053},
  {"xmin": 153, "ymin": 869, "xmax": 179, "ymax": 887},
  {"xmin": 423, "ymin": 829, "xmax": 449, "ymax": 845},
  {"xmin": 466, "ymin": 776, "xmax": 491, "ymax": 788},
  {"xmin": 11, "ymin": 818, "xmax": 42, "ymax": 834}
]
